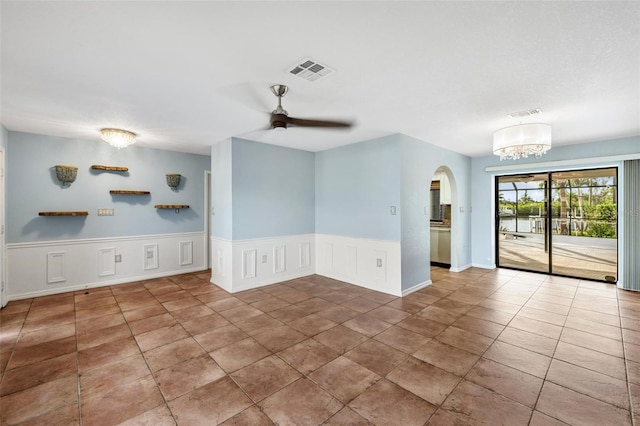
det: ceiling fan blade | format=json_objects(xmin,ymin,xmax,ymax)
[{"xmin": 287, "ymin": 117, "xmax": 352, "ymax": 128}]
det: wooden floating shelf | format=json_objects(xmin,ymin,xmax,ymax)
[
  {"xmin": 110, "ymin": 190, "xmax": 150, "ymax": 195},
  {"xmin": 91, "ymin": 165, "xmax": 129, "ymax": 172},
  {"xmin": 154, "ymin": 204, "xmax": 189, "ymax": 209},
  {"xmin": 39, "ymin": 211, "xmax": 89, "ymax": 216}
]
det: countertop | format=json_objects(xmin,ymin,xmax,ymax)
[{"xmin": 430, "ymin": 223, "xmax": 451, "ymax": 230}]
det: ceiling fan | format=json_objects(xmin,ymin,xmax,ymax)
[{"xmin": 268, "ymin": 84, "xmax": 352, "ymax": 130}]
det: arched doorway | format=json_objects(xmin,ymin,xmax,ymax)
[{"xmin": 430, "ymin": 166, "xmax": 456, "ymax": 269}]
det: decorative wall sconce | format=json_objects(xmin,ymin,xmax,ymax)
[
  {"xmin": 166, "ymin": 174, "xmax": 181, "ymax": 191},
  {"xmin": 54, "ymin": 165, "xmax": 78, "ymax": 187}
]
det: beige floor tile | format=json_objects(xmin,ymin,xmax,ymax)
[
  {"xmin": 466, "ymin": 358, "xmax": 543, "ymax": 408},
  {"xmin": 536, "ymin": 382, "xmax": 631, "ymax": 426},
  {"xmin": 440, "ymin": 380, "xmax": 532, "ymax": 425},
  {"xmin": 3, "ymin": 268, "xmax": 635, "ymax": 426},
  {"xmin": 231, "ymin": 355, "xmax": 301, "ymax": 402},
  {"xmin": 210, "ymin": 338, "xmax": 271, "ymax": 372},
  {"xmin": 260, "ymin": 378, "xmax": 343, "ymax": 425},
  {"xmin": 169, "ymin": 377, "xmax": 253, "ymax": 425},
  {"xmin": 277, "ymin": 338, "xmax": 339, "ymax": 375},
  {"xmin": 309, "ymin": 356, "xmax": 380, "ymax": 404},
  {"xmin": 349, "ymin": 379, "xmax": 436, "ymax": 426},
  {"xmin": 154, "ymin": 354, "xmax": 226, "ymax": 400},
  {"xmin": 413, "ymin": 339, "xmax": 479, "ymax": 377}
]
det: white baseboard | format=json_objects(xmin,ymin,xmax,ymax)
[
  {"xmin": 8, "ymin": 266, "xmax": 207, "ymax": 301},
  {"xmin": 449, "ymin": 263, "xmax": 472, "ymax": 272},
  {"xmin": 7, "ymin": 232, "xmax": 206, "ymax": 301},
  {"xmin": 471, "ymin": 263, "xmax": 496, "ymax": 270},
  {"xmin": 402, "ymin": 280, "xmax": 432, "ymax": 296}
]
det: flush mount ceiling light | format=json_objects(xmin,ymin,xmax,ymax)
[
  {"xmin": 493, "ymin": 108, "xmax": 551, "ymax": 161},
  {"xmin": 100, "ymin": 128, "xmax": 137, "ymax": 149}
]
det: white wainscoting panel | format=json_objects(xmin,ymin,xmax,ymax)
[
  {"xmin": 315, "ymin": 234, "xmax": 401, "ymax": 296},
  {"xmin": 47, "ymin": 251, "xmax": 66, "ymax": 284},
  {"xmin": 346, "ymin": 246, "xmax": 358, "ymax": 279},
  {"xmin": 98, "ymin": 248, "xmax": 116, "ymax": 277},
  {"xmin": 211, "ymin": 237, "xmax": 233, "ymax": 292},
  {"xmin": 299, "ymin": 242, "xmax": 311, "ymax": 268},
  {"xmin": 273, "ymin": 245, "xmax": 286, "ymax": 274},
  {"xmin": 324, "ymin": 243, "xmax": 334, "ymax": 271},
  {"xmin": 227, "ymin": 234, "xmax": 315, "ymax": 293},
  {"xmin": 7, "ymin": 232, "xmax": 207, "ymax": 301},
  {"xmin": 242, "ymin": 249, "xmax": 257, "ymax": 279},
  {"xmin": 374, "ymin": 249, "xmax": 387, "ymax": 281},
  {"xmin": 143, "ymin": 244, "xmax": 159, "ymax": 270},
  {"xmin": 179, "ymin": 241, "xmax": 194, "ymax": 266}
]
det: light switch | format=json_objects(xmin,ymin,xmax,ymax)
[{"xmin": 390, "ymin": 206, "xmax": 396, "ymax": 215}]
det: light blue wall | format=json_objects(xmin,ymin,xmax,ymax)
[
  {"xmin": 211, "ymin": 138, "xmax": 233, "ymax": 240},
  {"xmin": 315, "ymin": 136, "xmax": 401, "ymax": 241},
  {"xmin": 231, "ymin": 138, "xmax": 315, "ymax": 240},
  {"xmin": 1, "ymin": 125, "xmax": 7, "ymax": 149},
  {"xmin": 399, "ymin": 134, "xmax": 472, "ymax": 290},
  {"xmin": 7, "ymin": 131, "xmax": 210, "ymax": 243},
  {"xmin": 470, "ymin": 136, "xmax": 640, "ymax": 267}
]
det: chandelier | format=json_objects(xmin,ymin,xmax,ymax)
[
  {"xmin": 493, "ymin": 123, "xmax": 552, "ymax": 161},
  {"xmin": 100, "ymin": 128, "xmax": 137, "ymax": 149}
]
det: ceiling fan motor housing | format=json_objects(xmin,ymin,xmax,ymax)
[{"xmin": 271, "ymin": 113, "xmax": 288, "ymax": 129}]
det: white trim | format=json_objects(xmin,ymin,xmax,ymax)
[
  {"xmin": 210, "ymin": 234, "xmax": 315, "ymax": 293},
  {"xmin": 471, "ymin": 263, "xmax": 496, "ymax": 270},
  {"xmin": 204, "ymin": 170, "xmax": 211, "ymax": 270},
  {"xmin": 46, "ymin": 251, "xmax": 66, "ymax": 283},
  {"xmin": 7, "ymin": 232, "xmax": 207, "ymax": 300},
  {"xmin": 315, "ymin": 233, "xmax": 401, "ymax": 296},
  {"xmin": 485, "ymin": 153, "xmax": 639, "ymax": 173},
  {"xmin": 0, "ymin": 148, "xmax": 5, "ymax": 307},
  {"xmin": 7, "ymin": 231, "xmax": 204, "ymax": 249},
  {"xmin": 449, "ymin": 263, "xmax": 472, "ymax": 273},
  {"xmin": 179, "ymin": 241, "xmax": 194, "ymax": 265},
  {"xmin": 402, "ymin": 280, "xmax": 431, "ymax": 296},
  {"xmin": 8, "ymin": 266, "xmax": 206, "ymax": 301},
  {"xmin": 143, "ymin": 244, "xmax": 159, "ymax": 270},
  {"xmin": 242, "ymin": 249, "xmax": 257, "ymax": 279},
  {"xmin": 97, "ymin": 248, "xmax": 116, "ymax": 277}
]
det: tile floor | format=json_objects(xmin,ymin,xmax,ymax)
[{"xmin": 1, "ymin": 267, "xmax": 640, "ymax": 425}]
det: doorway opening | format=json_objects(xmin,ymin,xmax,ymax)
[
  {"xmin": 430, "ymin": 167, "xmax": 453, "ymax": 268},
  {"xmin": 495, "ymin": 167, "xmax": 618, "ymax": 282}
]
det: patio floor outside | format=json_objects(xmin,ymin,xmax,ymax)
[{"xmin": 498, "ymin": 234, "xmax": 617, "ymax": 282}]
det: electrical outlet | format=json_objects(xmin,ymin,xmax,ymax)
[
  {"xmin": 390, "ymin": 206, "xmax": 396, "ymax": 215},
  {"xmin": 262, "ymin": 255, "xmax": 267, "ymax": 263},
  {"xmin": 146, "ymin": 251, "xmax": 154, "ymax": 259},
  {"xmin": 115, "ymin": 254, "xmax": 122, "ymax": 263},
  {"xmin": 376, "ymin": 258, "xmax": 383, "ymax": 267}
]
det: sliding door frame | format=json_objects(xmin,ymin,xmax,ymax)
[{"xmin": 495, "ymin": 166, "xmax": 618, "ymax": 283}]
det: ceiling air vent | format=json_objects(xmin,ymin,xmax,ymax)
[
  {"xmin": 288, "ymin": 57, "xmax": 334, "ymax": 82},
  {"xmin": 508, "ymin": 108, "xmax": 542, "ymax": 119}
]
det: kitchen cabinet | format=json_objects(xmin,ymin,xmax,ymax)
[
  {"xmin": 430, "ymin": 227, "xmax": 451, "ymax": 264},
  {"xmin": 436, "ymin": 172, "xmax": 451, "ymax": 205}
]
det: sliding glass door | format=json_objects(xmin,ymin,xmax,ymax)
[
  {"xmin": 496, "ymin": 168, "xmax": 618, "ymax": 282},
  {"xmin": 497, "ymin": 173, "xmax": 549, "ymax": 273}
]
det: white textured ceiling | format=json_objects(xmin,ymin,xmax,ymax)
[{"xmin": 1, "ymin": 1, "xmax": 639, "ymax": 156}]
